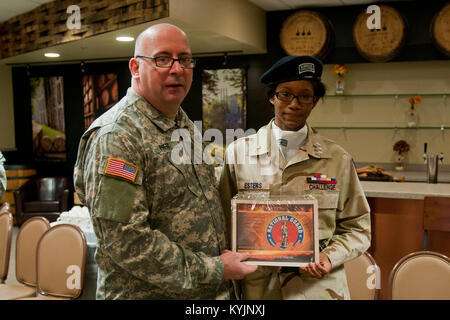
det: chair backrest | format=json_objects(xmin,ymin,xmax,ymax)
[
  {"xmin": 36, "ymin": 224, "xmax": 87, "ymax": 299},
  {"xmin": 344, "ymin": 251, "xmax": 380, "ymax": 300},
  {"xmin": 15, "ymin": 216, "xmax": 51, "ymax": 285},
  {"xmin": 19, "ymin": 177, "xmax": 71, "ymax": 201},
  {"xmin": 389, "ymin": 251, "xmax": 450, "ymax": 300},
  {"xmin": 0, "ymin": 202, "xmax": 10, "ymax": 214},
  {"xmin": 0, "ymin": 210, "xmax": 13, "ymax": 283},
  {"xmin": 423, "ymin": 196, "xmax": 450, "ymax": 256}
]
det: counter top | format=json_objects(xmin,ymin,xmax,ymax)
[{"xmin": 361, "ymin": 181, "xmax": 450, "ymax": 199}]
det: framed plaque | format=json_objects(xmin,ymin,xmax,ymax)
[{"xmin": 232, "ymin": 196, "xmax": 319, "ymax": 267}]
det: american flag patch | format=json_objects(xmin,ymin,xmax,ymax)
[{"xmin": 104, "ymin": 158, "xmax": 138, "ymax": 182}]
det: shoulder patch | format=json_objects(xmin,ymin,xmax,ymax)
[{"xmin": 104, "ymin": 158, "xmax": 138, "ymax": 182}]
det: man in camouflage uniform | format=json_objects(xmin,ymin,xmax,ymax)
[
  {"xmin": 219, "ymin": 56, "xmax": 371, "ymax": 300},
  {"xmin": 0, "ymin": 152, "xmax": 6, "ymax": 200},
  {"xmin": 74, "ymin": 23, "xmax": 256, "ymax": 299}
]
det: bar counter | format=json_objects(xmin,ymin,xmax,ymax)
[
  {"xmin": 361, "ymin": 181, "xmax": 450, "ymax": 199},
  {"xmin": 361, "ymin": 180, "xmax": 450, "ymax": 299}
]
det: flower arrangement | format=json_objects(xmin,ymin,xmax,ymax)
[
  {"xmin": 408, "ymin": 96, "xmax": 421, "ymax": 105},
  {"xmin": 333, "ymin": 64, "xmax": 348, "ymax": 95},
  {"xmin": 332, "ymin": 64, "xmax": 348, "ymax": 76},
  {"xmin": 393, "ymin": 140, "xmax": 410, "ymax": 171},
  {"xmin": 407, "ymin": 96, "xmax": 421, "ymax": 127},
  {"xmin": 393, "ymin": 140, "xmax": 410, "ymax": 154}
]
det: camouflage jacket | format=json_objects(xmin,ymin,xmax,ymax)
[
  {"xmin": 74, "ymin": 88, "xmax": 231, "ymax": 299},
  {"xmin": 0, "ymin": 152, "xmax": 6, "ymax": 200}
]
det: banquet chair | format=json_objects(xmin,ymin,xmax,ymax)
[
  {"xmin": 388, "ymin": 251, "xmax": 450, "ymax": 300},
  {"xmin": 344, "ymin": 251, "xmax": 380, "ymax": 300},
  {"xmin": 0, "ymin": 209, "xmax": 13, "ymax": 284},
  {"xmin": 14, "ymin": 176, "xmax": 72, "ymax": 226},
  {"xmin": 21, "ymin": 224, "xmax": 87, "ymax": 300},
  {"xmin": 0, "ymin": 216, "xmax": 50, "ymax": 299},
  {"xmin": 0, "ymin": 202, "xmax": 10, "ymax": 214}
]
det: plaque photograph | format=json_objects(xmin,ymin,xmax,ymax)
[{"xmin": 232, "ymin": 197, "xmax": 319, "ymax": 267}]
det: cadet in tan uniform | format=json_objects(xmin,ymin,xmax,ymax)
[
  {"xmin": 0, "ymin": 152, "xmax": 6, "ymax": 200},
  {"xmin": 219, "ymin": 56, "xmax": 371, "ymax": 300},
  {"xmin": 74, "ymin": 23, "xmax": 256, "ymax": 299}
]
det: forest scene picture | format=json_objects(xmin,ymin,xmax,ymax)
[
  {"xmin": 202, "ymin": 68, "xmax": 247, "ymax": 140},
  {"xmin": 30, "ymin": 76, "xmax": 66, "ymax": 160}
]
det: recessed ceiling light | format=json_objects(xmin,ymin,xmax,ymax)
[
  {"xmin": 116, "ymin": 36, "xmax": 134, "ymax": 42},
  {"xmin": 44, "ymin": 53, "xmax": 60, "ymax": 58}
]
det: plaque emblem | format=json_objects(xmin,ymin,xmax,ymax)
[{"xmin": 266, "ymin": 215, "xmax": 304, "ymax": 249}]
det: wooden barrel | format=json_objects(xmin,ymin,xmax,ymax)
[
  {"xmin": 430, "ymin": 2, "xmax": 450, "ymax": 58},
  {"xmin": 280, "ymin": 10, "xmax": 335, "ymax": 61},
  {"xmin": 1, "ymin": 165, "xmax": 37, "ymax": 218},
  {"xmin": 353, "ymin": 5, "xmax": 407, "ymax": 62}
]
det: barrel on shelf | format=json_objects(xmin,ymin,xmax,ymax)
[
  {"xmin": 430, "ymin": 2, "xmax": 450, "ymax": 58},
  {"xmin": 1, "ymin": 165, "xmax": 36, "ymax": 220}
]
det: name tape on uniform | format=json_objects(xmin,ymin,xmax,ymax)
[
  {"xmin": 305, "ymin": 174, "xmax": 338, "ymax": 191},
  {"xmin": 238, "ymin": 182, "xmax": 270, "ymax": 191}
]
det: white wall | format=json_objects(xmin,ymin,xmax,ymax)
[
  {"xmin": 309, "ymin": 60, "xmax": 450, "ymax": 165},
  {"xmin": 170, "ymin": 0, "xmax": 266, "ymax": 54}
]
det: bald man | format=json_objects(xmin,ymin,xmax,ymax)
[{"xmin": 74, "ymin": 24, "xmax": 256, "ymax": 300}]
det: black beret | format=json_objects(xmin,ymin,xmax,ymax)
[{"xmin": 260, "ymin": 56, "xmax": 323, "ymax": 85}]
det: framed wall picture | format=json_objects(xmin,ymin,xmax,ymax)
[
  {"xmin": 202, "ymin": 68, "xmax": 247, "ymax": 140},
  {"xmin": 30, "ymin": 76, "xmax": 66, "ymax": 160},
  {"xmin": 232, "ymin": 196, "xmax": 319, "ymax": 267},
  {"xmin": 82, "ymin": 73, "xmax": 119, "ymax": 130}
]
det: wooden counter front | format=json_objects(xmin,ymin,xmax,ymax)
[{"xmin": 360, "ymin": 181, "xmax": 450, "ymax": 300}]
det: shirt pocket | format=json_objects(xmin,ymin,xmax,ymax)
[
  {"xmin": 307, "ymin": 190, "xmax": 339, "ymax": 240},
  {"xmin": 154, "ymin": 142, "xmax": 202, "ymax": 198},
  {"xmin": 168, "ymin": 157, "xmax": 202, "ymax": 197},
  {"xmin": 309, "ymin": 190, "xmax": 339, "ymax": 209}
]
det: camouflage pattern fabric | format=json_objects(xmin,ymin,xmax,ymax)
[
  {"xmin": 219, "ymin": 120, "xmax": 371, "ymax": 300},
  {"xmin": 74, "ymin": 88, "xmax": 233, "ymax": 299},
  {"xmin": 0, "ymin": 152, "xmax": 6, "ymax": 200}
]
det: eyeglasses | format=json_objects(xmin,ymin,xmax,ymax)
[
  {"xmin": 275, "ymin": 91, "xmax": 315, "ymax": 104},
  {"xmin": 136, "ymin": 55, "xmax": 196, "ymax": 69}
]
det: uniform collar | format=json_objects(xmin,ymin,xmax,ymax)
[
  {"xmin": 300, "ymin": 124, "xmax": 331, "ymax": 159},
  {"xmin": 249, "ymin": 119, "xmax": 331, "ymax": 159},
  {"xmin": 127, "ymin": 88, "xmax": 189, "ymax": 132}
]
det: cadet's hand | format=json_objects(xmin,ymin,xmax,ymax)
[
  {"xmin": 220, "ymin": 250, "xmax": 258, "ymax": 280},
  {"xmin": 299, "ymin": 252, "xmax": 332, "ymax": 279}
]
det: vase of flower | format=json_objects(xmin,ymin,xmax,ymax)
[
  {"xmin": 333, "ymin": 64, "xmax": 348, "ymax": 95},
  {"xmin": 407, "ymin": 96, "xmax": 421, "ymax": 127},
  {"xmin": 393, "ymin": 140, "xmax": 410, "ymax": 171}
]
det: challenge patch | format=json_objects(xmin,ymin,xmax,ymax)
[
  {"xmin": 104, "ymin": 158, "xmax": 138, "ymax": 182},
  {"xmin": 306, "ymin": 174, "xmax": 337, "ymax": 191}
]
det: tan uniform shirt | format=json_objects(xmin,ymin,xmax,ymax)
[
  {"xmin": 219, "ymin": 120, "xmax": 371, "ymax": 300},
  {"xmin": 74, "ymin": 88, "xmax": 232, "ymax": 299}
]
